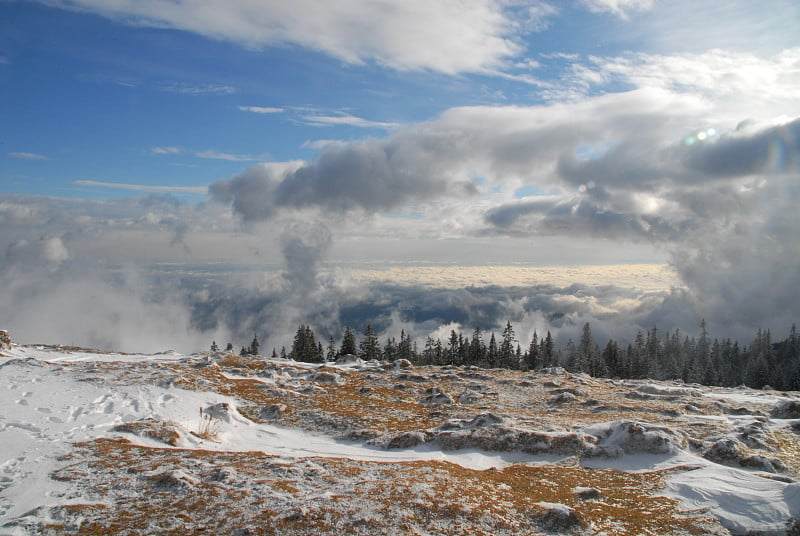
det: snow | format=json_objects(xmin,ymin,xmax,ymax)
[{"xmin": 2, "ymin": 344, "xmax": 799, "ymax": 534}]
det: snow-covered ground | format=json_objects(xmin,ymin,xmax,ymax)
[{"xmin": 1, "ymin": 343, "xmax": 799, "ymax": 535}]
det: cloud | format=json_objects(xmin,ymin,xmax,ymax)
[
  {"xmin": 8, "ymin": 151, "xmax": 48, "ymax": 160},
  {"xmin": 300, "ymin": 112, "xmax": 399, "ymax": 129},
  {"xmin": 158, "ymin": 82, "xmax": 236, "ymax": 96},
  {"xmin": 280, "ymin": 220, "xmax": 332, "ymax": 295},
  {"xmin": 5, "ymin": 236, "xmax": 70, "ymax": 271},
  {"xmin": 195, "ymin": 150, "xmax": 260, "ymax": 162},
  {"xmin": 238, "ymin": 106, "xmax": 284, "ymax": 114},
  {"xmin": 37, "ymin": 0, "xmax": 543, "ymax": 74},
  {"xmin": 209, "ymin": 135, "xmax": 478, "ymax": 223},
  {"xmin": 151, "ymin": 146, "xmax": 182, "ymax": 155},
  {"xmin": 74, "ymin": 180, "xmax": 208, "ymax": 195},
  {"xmin": 581, "ymin": 0, "xmax": 653, "ymax": 19}
]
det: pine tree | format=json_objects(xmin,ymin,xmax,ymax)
[
  {"xmin": 500, "ymin": 321, "xmax": 516, "ymax": 369},
  {"xmin": 448, "ymin": 330, "xmax": 459, "ymax": 364},
  {"xmin": 249, "ymin": 334, "xmax": 260, "ymax": 356},
  {"xmin": 359, "ymin": 324, "xmax": 381, "ymax": 360},
  {"xmin": 487, "ymin": 333, "xmax": 498, "ymax": 368},
  {"xmin": 210, "ymin": 340, "xmax": 219, "ymax": 353},
  {"xmin": 469, "ymin": 327, "xmax": 486, "ymax": 366},
  {"xmin": 225, "ymin": 342, "xmax": 233, "ymax": 352},
  {"xmin": 398, "ymin": 330, "xmax": 413, "ymax": 361},
  {"xmin": 340, "ymin": 326, "xmax": 357, "ymax": 356},
  {"xmin": 383, "ymin": 336, "xmax": 398, "ymax": 362},
  {"xmin": 326, "ymin": 335, "xmax": 337, "ymax": 362},
  {"xmin": 525, "ymin": 331, "xmax": 539, "ymax": 371},
  {"xmin": 542, "ymin": 331, "xmax": 555, "ymax": 367}
]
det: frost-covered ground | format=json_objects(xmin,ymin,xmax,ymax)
[{"xmin": 1, "ymin": 343, "xmax": 799, "ymax": 535}]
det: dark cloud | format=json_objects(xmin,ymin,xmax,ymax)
[
  {"xmin": 556, "ymin": 117, "xmax": 800, "ymax": 189},
  {"xmin": 280, "ymin": 220, "xmax": 332, "ymax": 294},
  {"xmin": 210, "ymin": 137, "xmax": 475, "ymax": 223},
  {"xmin": 484, "ymin": 196, "xmax": 683, "ymax": 241},
  {"xmin": 682, "ymin": 118, "xmax": 800, "ymax": 177}
]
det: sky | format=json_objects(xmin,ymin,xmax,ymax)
[{"xmin": 1, "ymin": 0, "xmax": 799, "ymax": 352}]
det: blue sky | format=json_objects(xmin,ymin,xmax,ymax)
[
  {"xmin": 3, "ymin": 0, "xmax": 794, "ymax": 199},
  {"xmin": 1, "ymin": 0, "xmax": 799, "ymax": 350}
]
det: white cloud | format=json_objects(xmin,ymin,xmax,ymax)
[
  {"xmin": 300, "ymin": 112, "xmax": 398, "ymax": 129},
  {"xmin": 38, "ymin": 0, "xmax": 543, "ymax": 74},
  {"xmin": 151, "ymin": 146, "xmax": 182, "ymax": 155},
  {"xmin": 75, "ymin": 180, "xmax": 207, "ymax": 194},
  {"xmin": 8, "ymin": 151, "xmax": 48, "ymax": 160},
  {"xmin": 195, "ymin": 150, "xmax": 260, "ymax": 162},
  {"xmin": 238, "ymin": 105, "xmax": 284, "ymax": 114},
  {"xmin": 158, "ymin": 82, "xmax": 236, "ymax": 95},
  {"xmin": 581, "ymin": 0, "xmax": 653, "ymax": 19}
]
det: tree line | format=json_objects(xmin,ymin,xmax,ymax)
[{"xmin": 218, "ymin": 320, "xmax": 800, "ymax": 391}]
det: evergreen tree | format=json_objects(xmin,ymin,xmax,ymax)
[
  {"xmin": 500, "ymin": 321, "xmax": 517, "ymax": 369},
  {"xmin": 602, "ymin": 339, "xmax": 622, "ymax": 377},
  {"xmin": 383, "ymin": 336, "xmax": 398, "ymax": 362},
  {"xmin": 340, "ymin": 326, "xmax": 357, "ymax": 356},
  {"xmin": 457, "ymin": 332, "xmax": 468, "ymax": 365},
  {"xmin": 469, "ymin": 327, "xmax": 486, "ymax": 366},
  {"xmin": 326, "ymin": 335, "xmax": 337, "ymax": 362},
  {"xmin": 541, "ymin": 331, "xmax": 555, "ymax": 367},
  {"xmin": 398, "ymin": 330, "xmax": 413, "ymax": 361},
  {"xmin": 249, "ymin": 334, "xmax": 260, "ymax": 356},
  {"xmin": 447, "ymin": 330, "xmax": 459, "ymax": 364},
  {"xmin": 359, "ymin": 324, "xmax": 381, "ymax": 360},
  {"xmin": 487, "ymin": 333, "xmax": 498, "ymax": 368},
  {"xmin": 225, "ymin": 342, "xmax": 233, "ymax": 352},
  {"xmin": 525, "ymin": 331, "xmax": 539, "ymax": 371},
  {"xmin": 290, "ymin": 324, "xmax": 321, "ymax": 363},
  {"xmin": 422, "ymin": 336, "xmax": 438, "ymax": 365},
  {"xmin": 271, "ymin": 348, "xmax": 278, "ymax": 358},
  {"xmin": 210, "ymin": 340, "xmax": 219, "ymax": 353}
]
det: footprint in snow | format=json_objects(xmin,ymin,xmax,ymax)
[{"xmin": 36, "ymin": 407, "xmax": 52, "ymax": 414}]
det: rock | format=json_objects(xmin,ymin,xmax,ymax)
[
  {"xmin": 0, "ymin": 330, "xmax": 11, "ymax": 351},
  {"xmin": 458, "ymin": 391, "xmax": 484, "ymax": 404},
  {"xmin": 585, "ymin": 420, "xmax": 686, "ymax": 457},
  {"xmin": 465, "ymin": 413, "xmax": 505, "ymax": 428},
  {"xmin": 703, "ymin": 438, "xmax": 789, "ymax": 474},
  {"xmin": 203, "ymin": 402, "xmax": 234, "ymax": 423},
  {"xmin": 371, "ymin": 431, "xmax": 429, "ymax": 449},
  {"xmin": 335, "ymin": 354, "xmax": 362, "ymax": 365},
  {"xmin": 703, "ymin": 438, "xmax": 745, "ymax": 464},
  {"xmin": 550, "ymin": 392, "xmax": 577, "ymax": 405},
  {"xmin": 636, "ymin": 384, "xmax": 701, "ymax": 397},
  {"xmin": 532, "ymin": 502, "xmax": 584, "ymax": 532},
  {"xmin": 421, "ymin": 392, "xmax": 454, "ymax": 405},
  {"xmin": 394, "ymin": 359, "xmax": 413, "ymax": 369},
  {"xmin": 111, "ymin": 418, "xmax": 181, "ymax": 446},
  {"xmin": 258, "ymin": 404, "xmax": 287, "ymax": 421},
  {"xmin": 573, "ymin": 487, "xmax": 603, "ymax": 501},
  {"xmin": 148, "ymin": 470, "xmax": 198, "ymax": 493},
  {"xmin": 310, "ymin": 370, "xmax": 343, "ymax": 384},
  {"xmin": 772, "ymin": 400, "xmax": 800, "ymax": 419}
]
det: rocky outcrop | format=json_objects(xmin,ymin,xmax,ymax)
[{"xmin": 0, "ymin": 330, "xmax": 11, "ymax": 352}]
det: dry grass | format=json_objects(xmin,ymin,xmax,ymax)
[
  {"xmin": 41, "ymin": 438, "xmax": 721, "ymax": 536},
  {"xmin": 23, "ymin": 356, "xmax": 795, "ymax": 535}
]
